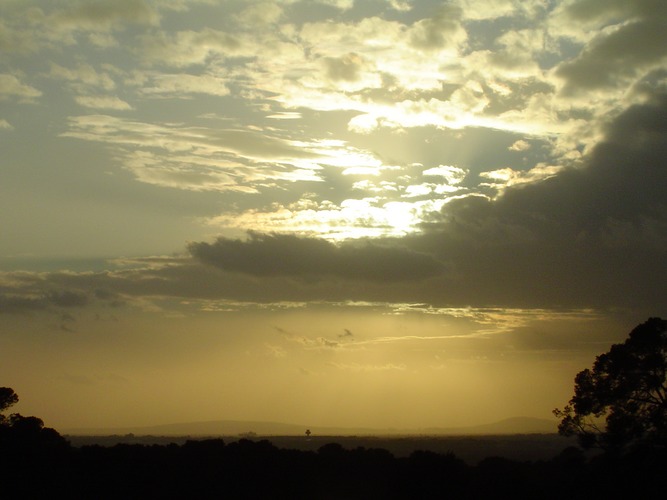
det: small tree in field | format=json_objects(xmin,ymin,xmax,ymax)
[{"xmin": 554, "ymin": 318, "xmax": 667, "ymax": 452}]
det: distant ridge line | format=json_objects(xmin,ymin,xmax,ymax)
[{"xmin": 64, "ymin": 416, "xmax": 557, "ymax": 437}]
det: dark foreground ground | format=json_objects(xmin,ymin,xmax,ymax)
[
  {"xmin": 3, "ymin": 431, "xmax": 665, "ymax": 499},
  {"xmin": 67, "ymin": 433, "xmax": 575, "ymax": 464}
]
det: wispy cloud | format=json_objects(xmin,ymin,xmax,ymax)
[
  {"xmin": 75, "ymin": 95, "xmax": 133, "ymax": 110},
  {"xmin": 0, "ymin": 73, "xmax": 42, "ymax": 102},
  {"xmin": 329, "ymin": 362, "xmax": 407, "ymax": 372}
]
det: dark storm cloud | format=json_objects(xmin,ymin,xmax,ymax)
[
  {"xmin": 556, "ymin": 20, "xmax": 667, "ymax": 93},
  {"xmin": 188, "ymin": 232, "xmax": 443, "ymax": 282},
  {"xmin": 562, "ymin": 0, "xmax": 665, "ymax": 24},
  {"xmin": 410, "ymin": 90, "xmax": 667, "ymax": 310},
  {"xmin": 0, "ymin": 289, "xmax": 88, "ymax": 314},
  {"xmin": 46, "ymin": 290, "xmax": 89, "ymax": 308},
  {"xmin": 0, "ymin": 270, "xmax": 100, "ymax": 314},
  {"xmin": 0, "ymin": 294, "xmax": 46, "ymax": 314},
  {"xmin": 555, "ymin": 0, "xmax": 667, "ymax": 94},
  {"xmin": 454, "ymin": 91, "xmax": 667, "ymax": 231}
]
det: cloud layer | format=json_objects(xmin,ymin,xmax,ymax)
[
  {"xmin": 7, "ymin": 86, "xmax": 667, "ymax": 313},
  {"xmin": 189, "ymin": 232, "xmax": 443, "ymax": 282}
]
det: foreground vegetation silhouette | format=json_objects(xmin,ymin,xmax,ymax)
[
  {"xmin": 554, "ymin": 317, "xmax": 667, "ymax": 452},
  {"xmin": 1, "ymin": 319, "xmax": 666, "ymax": 498}
]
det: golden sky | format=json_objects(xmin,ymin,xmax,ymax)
[{"xmin": 1, "ymin": 0, "xmax": 666, "ymax": 431}]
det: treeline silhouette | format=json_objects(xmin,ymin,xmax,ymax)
[{"xmin": 1, "ymin": 433, "xmax": 665, "ymax": 498}]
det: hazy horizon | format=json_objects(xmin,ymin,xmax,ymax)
[
  {"xmin": 61, "ymin": 414, "xmax": 557, "ymax": 435},
  {"xmin": 1, "ymin": 0, "xmax": 666, "ymax": 432}
]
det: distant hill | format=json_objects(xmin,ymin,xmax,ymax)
[
  {"xmin": 64, "ymin": 416, "xmax": 556, "ymax": 437},
  {"xmin": 422, "ymin": 417, "xmax": 557, "ymax": 435},
  {"xmin": 65, "ymin": 420, "xmax": 329, "ymax": 437}
]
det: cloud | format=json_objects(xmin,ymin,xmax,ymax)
[
  {"xmin": 323, "ymin": 53, "xmax": 366, "ymax": 82},
  {"xmin": 54, "ymin": 0, "xmax": 160, "ymax": 31},
  {"xmin": 235, "ymin": 2, "xmax": 283, "ymax": 27},
  {"xmin": 1, "ymin": 0, "xmax": 665, "ymax": 318},
  {"xmin": 412, "ymin": 89, "xmax": 667, "ymax": 309},
  {"xmin": 264, "ymin": 343, "xmax": 287, "ymax": 358},
  {"xmin": 189, "ymin": 232, "xmax": 444, "ymax": 282},
  {"xmin": 75, "ymin": 95, "xmax": 133, "ymax": 110},
  {"xmin": 0, "ymin": 15, "xmax": 36, "ymax": 54},
  {"xmin": 273, "ymin": 325, "xmax": 345, "ymax": 350},
  {"xmin": 0, "ymin": 294, "xmax": 47, "ymax": 314},
  {"xmin": 206, "ymin": 196, "xmax": 447, "ymax": 239},
  {"xmin": 62, "ymin": 113, "xmax": 422, "ymax": 199},
  {"xmin": 455, "ymin": 0, "xmax": 546, "ymax": 20},
  {"xmin": 338, "ymin": 329, "xmax": 354, "ymax": 338},
  {"xmin": 293, "ymin": 14, "xmax": 460, "ymax": 106},
  {"xmin": 386, "ymin": 0, "xmax": 413, "ymax": 12},
  {"xmin": 555, "ymin": 20, "xmax": 667, "ymax": 94},
  {"xmin": 508, "ymin": 139, "xmax": 530, "ymax": 151},
  {"xmin": 479, "ymin": 164, "xmax": 562, "ymax": 190},
  {"xmin": 62, "ymin": 114, "xmax": 318, "ymax": 160},
  {"xmin": 46, "ymin": 290, "xmax": 89, "ymax": 308},
  {"xmin": 0, "ymin": 287, "xmax": 88, "ymax": 314},
  {"xmin": 60, "ymin": 114, "xmax": 331, "ymax": 192},
  {"xmin": 556, "ymin": 0, "xmax": 667, "ymax": 27},
  {"xmin": 0, "ymin": 73, "xmax": 42, "ymax": 101},
  {"xmin": 140, "ymin": 28, "xmax": 243, "ymax": 67},
  {"xmin": 47, "ymin": 63, "xmax": 134, "ymax": 110},
  {"xmin": 329, "ymin": 362, "xmax": 407, "ymax": 372},
  {"xmin": 138, "ymin": 73, "xmax": 230, "ymax": 97},
  {"xmin": 422, "ymin": 165, "xmax": 467, "ymax": 184},
  {"xmin": 4, "ymin": 88, "xmax": 666, "ymax": 317},
  {"xmin": 315, "ymin": 0, "xmax": 354, "ymax": 10},
  {"xmin": 49, "ymin": 63, "xmax": 116, "ymax": 92},
  {"xmin": 408, "ymin": 5, "xmax": 466, "ymax": 51}
]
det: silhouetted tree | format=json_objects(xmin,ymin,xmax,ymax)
[
  {"xmin": 0, "ymin": 387, "xmax": 68, "ymax": 452},
  {"xmin": 554, "ymin": 318, "xmax": 667, "ymax": 452},
  {"xmin": 0, "ymin": 387, "xmax": 18, "ymax": 423},
  {"xmin": 0, "ymin": 388, "xmax": 71, "ymax": 497}
]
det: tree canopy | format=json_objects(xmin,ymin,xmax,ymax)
[
  {"xmin": 554, "ymin": 317, "xmax": 667, "ymax": 451},
  {"xmin": 0, "ymin": 387, "xmax": 68, "ymax": 451},
  {"xmin": 0, "ymin": 387, "xmax": 19, "ymax": 426},
  {"xmin": 0, "ymin": 387, "xmax": 18, "ymax": 414}
]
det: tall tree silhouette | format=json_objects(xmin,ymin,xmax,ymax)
[{"xmin": 554, "ymin": 318, "xmax": 667, "ymax": 451}]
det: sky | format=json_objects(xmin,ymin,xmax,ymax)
[{"xmin": 1, "ymin": 0, "xmax": 666, "ymax": 432}]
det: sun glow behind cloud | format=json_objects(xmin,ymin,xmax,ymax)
[
  {"xmin": 207, "ymin": 197, "xmax": 449, "ymax": 240},
  {"xmin": 12, "ymin": 0, "xmax": 624, "ymax": 242},
  {"xmin": 8, "ymin": 0, "xmax": 651, "ymax": 241}
]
